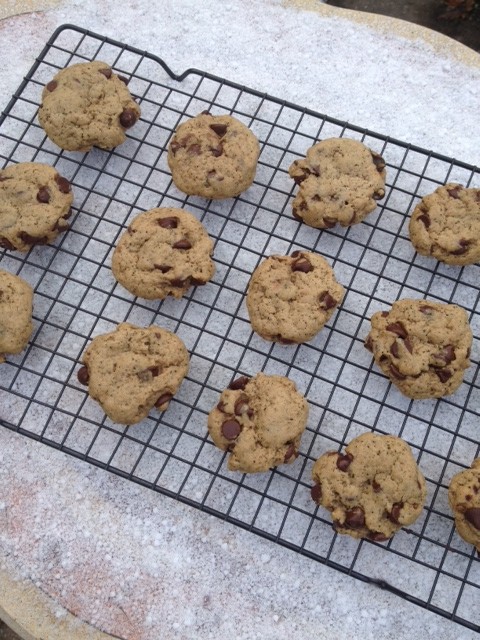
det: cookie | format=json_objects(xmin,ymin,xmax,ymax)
[
  {"xmin": 311, "ymin": 432, "xmax": 426, "ymax": 541},
  {"xmin": 167, "ymin": 111, "xmax": 259, "ymax": 199},
  {"xmin": 111, "ymin": 207, "xmax": 215, "ymax": 300},
  {"xmin": 0, "ymin": 162, "xmax": 73, "ymax": 252},
  {"xmin": 448, "ymin": 459, "xmax": 480, "ymax": 552},
  {"xmin": 207, "ymin": 372, "xmax": 309, "ymax": 473},
  {"xmin": 288, "ymin": 137, "xmax": 386, "ymax": 228},
  {"xmin": 38, "ymin": 61, "xmax": 141, "ymax": 151},
  {"xmin": 77, "ymin": 323, "xmax": 189, "ymax": 425},
  {"xmin": 246, "ymin": 250, "xmax": 344, "ymax": 344},
  {"xmin": 0, "ymin": 269, "xmax": 34, "ymax": 363},
  {"xmin": 365, "ymin": 298, "xmax": 472, "ymax": 399},
  {"xmin": 409, "ymin": 183, "xmax": 480, "ymax": 266}
]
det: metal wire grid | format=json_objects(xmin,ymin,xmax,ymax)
[{"xmin": 1, "ymin": 23, "xmax": 480, "ymax": 631}]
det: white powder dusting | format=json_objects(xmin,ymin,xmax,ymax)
[{"xmin": 1, "ymin": 1, "xmax": 479, "ymax": 639}]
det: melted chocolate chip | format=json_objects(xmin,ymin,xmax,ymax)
[
  {"xmin": 435, "ymin": 368, "xmax": 452, "ymax": 383},
  {"xmin": 158, "ymin": 216, "xmax": 179, "ymax": 229},
  {"xmin": 228, "ymin": 376, "xmax": 250, "ymax": 391},
  {"xmin": 173, "ymin": 238, "xmax": 192, "ymax": 250},
  {"xmin": 36, "ymin": 186, "xmax": 50, "ymax": 203},
  {"xmin": 337, "ymin": 453, "xmax": 353, "ymax": 472},
  {"xmin": 311, "ymin": 483, "xmax": 322, "ymax": 503},
  {"xmin": 433, "ymin": 345, "xmax": 455, "ymax": 366},
  {"xmin": 345, "ymin": 507, "xmax": 365, "ymax": 529},
  {"xmin": 389, "ymin": 364, "xmax": 407, "ymax": 380},
  {"xmin": 417, "ymin": 213, "xmax": 431, "ymax": 229},
  {"xmin": 99, "ymin": 67, "xmax": 112, "ymax": 79},
  {"xmin": 390, "ymin": 342, "xmax": 400, "ymax": 359},
  {"xmin": 465, "ymin": 508, "xmax": 480, "ymax": 530},
  {"xmin": 210, "ymin": 144, "xmax": 223, "ymax": 157},
  {"xmin": 386, "ymin": 322, "xmax": 408, "ymax": 339},
  {"xmin": 209, "ymin": 123, "xmax": 228, "ymax": 137},
  {"xmin": 77, "ymin": 366, "xmax": 89, "ymax": 385},
  {"xmin": 447, "ymin": 185, "xmax": 462, "ymax": 199},
  {"xmin": 292, "ymin": 257, "xmax": 313, "ymax": 273},
  {"xmin": 319, "ymin": 291, "xmax": 337, "ymax": 310},
  {"xmin": 119, "ymin": 108, "xmax": 137, "ymax": 128},
  {"xmin": 155, "ymin": 392, "xmax": 173, "ymax": 409},
  {"xmin": 221, "ymin": 418, "xmax": 242, "ymax": 440},
  {"xmin": 46, "ymin": 80, "xmax": 57, "ymax": 92},
  {"xmin": 187, "ymin": 144, "xmax": 202, "ymax": 156}
]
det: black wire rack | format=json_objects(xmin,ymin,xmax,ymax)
[{"xmin": 1, "ymin": 24, "xmax": 480, "ymax": 633}]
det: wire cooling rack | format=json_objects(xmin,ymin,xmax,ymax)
[{"xmin": 1, "ymin": 23, "xmax": 480, "ymax": 633}]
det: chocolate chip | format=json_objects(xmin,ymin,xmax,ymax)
[
  {"xmin": 0, "ymin": 174, "xmax": 11, "ymax": 182},
  {"xmin": 55, "ymin": 174, "xmax": 71, "ymax": 193},
  {"xmin": 158, "ymin": 216, "xmax": 178, "ymax": 229},
  {"xmin": 292, "ymin": 209, "xmax": 304, "ymax": 221},
  {"xmin": 417, "ymin": 213, "xmax": 431, "ymax": 228},
  {"xmin": 228, "ymin": 376, "xmax": 250, "ymax": 391},
  {"xmin": 386, "ymin": 322, "xmax": 408, "ymax": 339},
  {"xmin": 381, "ymin": 311, "xmax": 389, "ymax": 317},
  {"xmin": 137, "ymin": 366, "xmax": 160, "ymax": 382},
  {"xmin": 371, "ymin": 151, "xmax": 386, "ymax": 172},
  {"xmin": 311, "ymin": 483, "xmax": 322, "ymax": 503},
  {"xmin": 274, "ymin": 335, "xmax": 296, "ymax": 345},
  {"xmin": 451, "ymin": 239, "xmax": 470, "ymax": 256},
  {"xmin": 155, "ymin": 392, "xmax": 173, "ymax": 409},
  {"xmin": 117, "ymin": 75, "xmax": 129, "ymax": 85},
  {"xmin": 290, "ymin": 250, "xmax": 301, "ymax": 258},
  {"xmin": 119, "ymin": 108, "xmax": 137, "ymax": 128},
  {"xmin": 170, "ymin": 141, "xmax": 182, "ymax": 155},
  {"xmin": 345, "ymin": 507, "xmax": 365, "ymax": 529},
  {"xmin": 420, "ymin": 305, "xmax": 434, "ymax": 315},
  {"xmin": 216, "ymin": 399, "xmax": 227, "ymax": 413},
  {"xmin": 190, "ymin": 277, "xmax": 208, "ymax": 286},
  {"xmin": 19, "ymin": 231, "xmax": 48, "ymax": 246},
  {"xmin": 292, "ymin": 168, "xmax": 312, "ymax": 185},
  {"xmin": 170, "ymin": 277, "xmax": 189, "ymax": 288},
  {"xmin": 209, "ymin": 123, "xmax": 228, "ymax": 137},
  {"xmin": 374, "ymin": 189, "xmax": 385, "ymax": 200},
  {"xmin": 234, "ymin": 394, "xmax": 250, "ymax": 416},
  {"xmin": 447, "ymin": 185, "xmax": 462, "ymax": 199},
  {"xmin": 435, "ymin": 368, "xmax": 452, "ymax": 382},
  {"xmin": 36, "ymin": 186, "xmax": 50, "ymax": 203},
  {"xmin": 465, "ymin": 508, "xmax": 480, "ymax": 530},
  {"xmin": 322, "ymin": 216, "xmax": 337, "ymax": 229},
  {"xmin": 187, "ymin": 144, "xmax": 201, "ymax": 156},
  {"xmin": 367, "ymin": 531, "xmax": 390, "ymax": 542},
  {"xmin": 389, "ymin": 363, "xmax": 406, "ymax": 380},
  {"xmin": 404, "ymin": 337, "xmax": 413, "ymax": 354},
  {"xmin": 364, "ymin": 335, "xmax": 374, "ymax": 352},
  {"xmin": 46, "ymin": 80, "xmax": 57, "ymax": 92},
  {"xmin": 389, "ymin": 502, "xmax": 403, "ymax": 524},
  {"xmin": 154, "ymin": 264, "xmax": 172, "ymax": 273},
  {"xmin": 99, "ymin": 67, "xmax": 112, "ymax": 79},
  {"xmin": 284, "ymin": 443, "xmax": 298, "ymax": 463},
  {"xmin": 77, "ymin": 366, "xmax": 89, "ymax": 385},
  {"xmin": 337, "ymin": 453, "xmax": 353, "ymax": 472},
  {"xmin": 173, "ymin": 238, "xmax": 192, "ymax": 250},
  {"xmin": 291, "ymin": 257, "xmax": 313, "ymax": 273},
  {"xmin": 372, "ymin": 480, "xmax": 382, "ymax": 493},
  {"xmin": 390, "ymin": 342, "xmax": 400, "ymax": 358},
  {"xmin": 433, "ymin": 345, "xmax": 455, "ymax": 366},
  {"xmin": 0, "ymin": 237, "xmax": 15, "ymax": 250},
  {"xmin": 210, "ymin": 144, "xmax": 223, "ymax": 157},
  {"xmin": 319, "ymin": 291, "xmax": 337, "ymax": 310},
  {"xmin": 221, "ymin": 418, "xmax": 241, "ymax": 440}
]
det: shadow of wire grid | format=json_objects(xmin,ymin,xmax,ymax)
[{"xmin": 1, "ymin": 24, "xmax": 480, "ymax": 633}]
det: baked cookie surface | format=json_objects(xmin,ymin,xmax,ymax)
[
  {"xmin": 0, "ymin": 269, "xmax": 34, "ymax": 363},
  {"xmin": 246, "ymin": 250, "xmax": 344, "ymax": 344},
  {"xmin": 288, "ymin": 137, "xmax": 386, "ymax": 228},
  {"xmin": 365, "ymin": 298, "xmax": 472, "ymax": 399},
  {"xmin": 409, "ymin": 183, "xmax": 480, "ymax": 266},
  {"xmin": 38, "ymin": 61, "xmax": 141, "ymax": 151},
  {"xmin": 448, "ymin": 459, "xmax": 480, "ymax": 552},
  {"xmin": 311, "ymin": 432, "xmax": 426, "ymax": 541},
  {"xmin": 167, "ymin": 112, "xmax": 259, "ymax": 199},
  {"xmin": 0, "ymin": 162, "xmax": 73, "ymax": 252},
  {"xmin": 207, "ymin": 372, "xmax": 309, "ymax": 473},
  {"xmin": 77, "ymin": 323, "xmax": 189, "ymax": 425},
  {"xmin": 111, "ymin": 207, "xmax": 215, "ymax": 300}
]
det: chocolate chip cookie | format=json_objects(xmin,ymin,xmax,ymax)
[
  {"xmin": 448, "ymin": 459, "xmax": 480, "ymax": 552},
  {"xmin": 409, "ymin": 183, "xmax": 480, "ymax": 266},
  {"xmin": 246, "ymin": 250, "xmax": 345, "ymax": 344},
  {"xmin": 111, "ymin": 207, "xmax": 215, "ymax": 299},
  {"xmin": 0, "ymin": 269, "xmax": 34, "ymax": 363},
  {"xmin": 365, "ymin": 298, "xmax": 472, "ymax": 399},
  {"xmin": 0, "ymin": 162, "xmax": 73, "ymax": 252},
  {"xmin": 77, "ymin": 323, "xmax": 189, "ymax": 425},
  {"xmin": 207, "ymin": 372, "xmax": 309, "ymax": 473},
  {"xmin": 311, "ymin": 432, "xmax": 426, "ymax": 541},
  {"xmin": 38, "ymin": 61, "xmax": 140, "ymax": 151},
  {"xmin": 288, "ymin": 137, "xmax": 386, "ymax": 228},
  {"xmin": 167, "ymin": 111, "xmax": 260, "ymax": 199}
]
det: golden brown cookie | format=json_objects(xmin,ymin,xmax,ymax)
[
  {"xmin": 0, "ymin": 269, "xmax": 34, "ymax": 363},
  {"xmin": 409, "ymin": 183, "xmax": 480, "ymax": 265},
  {"xmin": 0, "ymin": 162, "xmax": 73, "ymax": 252},
  {"xmin": 207, "ymin": 372, "xmax": 309, "ymax": 473},
  {"xmin": 111, "ymin": 207, "xmax": 215, "ymax": 300},
  {"xmin": 167, "ymin": 112, "xmax": 259, "ymax": 199},
  {"xmin": 38, "ymin": 61, "xmax": 141, "ymax": 151},
  {"xmin": 448, "ymin": 459, "xmax": 480, "ymax": 552},
  {"xmin": 288, "ymin": 137, "xmax": 386, "ymax": 228},
  {"xmin": 365, "ymin": 298, "xmax": 472, "ymax": 399},
  {"xmin": 246, "ymin": 250, "xmax": 344, "ymax": 344},
  {"xmin": 311, "ymin": 432, "xmax": 426, "ymax": 541},
  {"xmin": 77, "ymin": 323, "xmax": 189, "ymax": 425}
]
